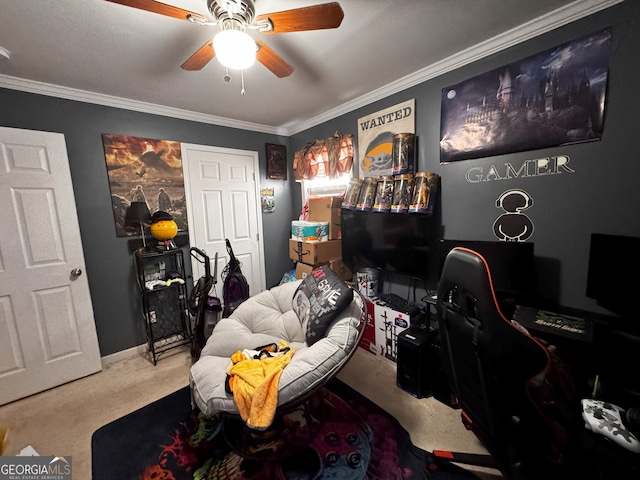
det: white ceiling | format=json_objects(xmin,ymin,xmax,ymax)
[{"xmin": 0, "ymin": 0, "xmax": 621, "ymax": 135}]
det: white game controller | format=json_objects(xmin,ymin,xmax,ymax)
[
  {"xmin": 582, "ymin": 399, "xmax": 640, "ymax": 453},
  {"xmin": 145, "ymin": 280, "xmax": 166, "ymax": 291}
]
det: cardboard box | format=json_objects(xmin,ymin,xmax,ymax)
[
  {"xmin": 328, "ymin": 259, "xmax": 352, "ymax": 282},
  {"xmin": 366, "ymin": 297, "xmax": 414, "ymax": 363},
  {"xmin": 295, "ymin": 262, "xmax": 314, "ymax": 279},
  {"xmin": 308, "ymin": 196, "xmax": 343, "ymax": 240},
  {"xmin": 295, "ymin": 258, "xmax": 352, "ymax": 281},
  {"xmin": 289, "ymin": 239, "xmax": 342, "ymax": 265}
]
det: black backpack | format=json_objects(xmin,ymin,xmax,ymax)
[{"xmin": 222, "ymin": 239, "xmax": 250, "ymax": 317}]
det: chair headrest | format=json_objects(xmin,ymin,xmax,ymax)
[{"xmin": 438, "ymin": 247, "xmax": 498, "ymax": 317}]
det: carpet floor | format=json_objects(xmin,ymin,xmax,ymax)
[{"xmin": 92, "ymin": 379, "xmax": 480, "ymax": 479}]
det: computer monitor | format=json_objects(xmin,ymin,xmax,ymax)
[
  {"xmin": 586, "ymin": 233, "xmax": 640, "ymax": 319},
  {"xmin": 438, "ymin": 239, "xmax": 537, "ymax": 303}
]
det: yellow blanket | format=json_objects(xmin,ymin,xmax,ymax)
[{"xmin": 226, "ymin": 340, "xmax": 294, "ymax": 430}]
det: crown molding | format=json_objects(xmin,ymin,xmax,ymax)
[
  {"xmin": 0, "ymin": 0, "xmax": 623, "ymax": 137},
  {"xmin": 286, "ymin": 0, "xmax": 624, "ymax": 135},
  {"xmin": 0, "ymin": 75, "xmax": 287, "ymax": 136}
]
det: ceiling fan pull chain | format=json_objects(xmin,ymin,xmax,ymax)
[{"xmin": 241, "ymin": 70, "xmax": 246, "ymax": 96}]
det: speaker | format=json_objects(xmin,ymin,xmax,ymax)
[{"xmin": 396, "ymin": 326, "xmax": 432, "ymax": 398}]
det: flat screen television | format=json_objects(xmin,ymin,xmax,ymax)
[
  {"xmin": 438, "ymin": 239, "xmax": 537, "ymax": 303},
  {"xmin": 586, "ymin": 233, "xmax": 640, "ymax": 319},
  {"xmin": 341, "ymin": 209, "xmax": 431, "ymax": 279}
]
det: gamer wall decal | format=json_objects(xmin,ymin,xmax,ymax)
[
  {"xmin": 493, "ymin": 189, "xmax": 534, "ymax": 242},
  {"xmin": 464, "ymin": 154, "xmax": 575, "ymax": 183},
  {"xmin": 440, "ymin": 28, "xmax": 611, "ymax": 163}
]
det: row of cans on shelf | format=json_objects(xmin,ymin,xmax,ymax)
[{"xmin": 342, "ymin": 171, "xmax": 440, "ymax": 214}]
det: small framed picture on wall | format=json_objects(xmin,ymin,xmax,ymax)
[{"xmin": 266, "ymin": 143, "xmax": 287, "ymax": 180}]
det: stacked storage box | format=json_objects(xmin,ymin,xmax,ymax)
[{"xmin": 289, "ymin": 196, "xmax": 352, "ymax": 281}]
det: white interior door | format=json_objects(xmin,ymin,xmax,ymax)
[
  {"xmin": 181, "ymin": 143, "xmax": 265, "ymax": 298},
  {"xmin": 0, "ymin": 127, "xmax": 102, "ymax": 406}
]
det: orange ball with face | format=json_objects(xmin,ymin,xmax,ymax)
[
  {"xmin": 150, "ymin": 219, "xmax": 177, "ymax": 241},
  {"xmin": 150, "ymin": 211, "xmax": 177, "ymax": 241}
]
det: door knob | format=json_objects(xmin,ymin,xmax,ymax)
[{"xmin": 71, "ymin": 268, "xmax": 82, "ymax": 277}]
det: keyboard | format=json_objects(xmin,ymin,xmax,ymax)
[{"xmin": 377, "ymin": 293, "xmax": 421, "ymax": 316}]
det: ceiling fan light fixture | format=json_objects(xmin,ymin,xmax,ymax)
[{"xmin": 213, "ymin": 29, "xmax": 256, "ymax": 70}]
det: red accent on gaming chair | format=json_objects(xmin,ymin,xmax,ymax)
[{"xmin": 433, "ymin": 247, "xmax": 584, "ymax": 479}]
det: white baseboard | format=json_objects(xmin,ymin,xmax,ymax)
[
  {"xmin": 100, "ymin": 335, "xmax": 189, "ymax": 367},
  {"xmin": 100, "ymin": 344, "xmax": 148, "ymax": 367}
]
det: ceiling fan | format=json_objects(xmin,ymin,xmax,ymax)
[{"xmin": 105, "ymin": 0, "xmax": 344, "ymax": 79}]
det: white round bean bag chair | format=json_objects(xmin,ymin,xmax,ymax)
[{"xmin": 190, "ymin": 275, "xmax": 365, "ymax": 417}]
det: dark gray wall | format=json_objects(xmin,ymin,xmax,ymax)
[
  {"xmin": 2, "ymin": 2, "xmax": 638, "ymax": 356},
  {"xmin": 291, "ymin": 1, "xmax": 640, "ymax": 315},
  {"xmin": 0, "ymin": 90, "xmax": 296, "ymax": 355}
]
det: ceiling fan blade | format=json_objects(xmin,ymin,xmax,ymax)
[
  {"xmin": 181, "ymin": 40, "xmax": 215, "ymax": 71},
  {"xmin": 255, "ymin": 41, "xmax": 293, "ymax": 78},
  {"xmin": 256, "ymin": 2, "xmax": 344, "ymax": 34},
  {"xmin": 105, "ymin": 0, "xmax": 207, "ymax": 22}
]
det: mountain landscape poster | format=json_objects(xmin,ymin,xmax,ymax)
[{"xmin": 102, "ymin": 134, "xmax": 188, "ymax": 237}]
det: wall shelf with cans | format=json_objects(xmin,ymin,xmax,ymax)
[{"xmin": 342, "ymin": 172, "xmax": 440, "ymax": 216}]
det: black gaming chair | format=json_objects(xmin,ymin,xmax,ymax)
[{"xmin": 432, "ymin": 247, "xmax": 588, "ymax": 479}]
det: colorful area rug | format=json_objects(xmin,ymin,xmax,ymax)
[{"xmin": 91, "ymin": 379, "xmax": 479, "ymax": 479}]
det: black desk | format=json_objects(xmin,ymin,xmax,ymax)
[
  {"xmin": 512, "ymin": 305, "xmax": 594, "ymax": 343},
  {"xmin": 511, "ymin": 305, "xmax": 601, "ymax": 399},
  {"xmin": 430, "ymin": 292, "xmax": 640, "ymax": 413},
  {"xmin": 513, "ymin": 305, "xmax": 640, "ymax": 406}
]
